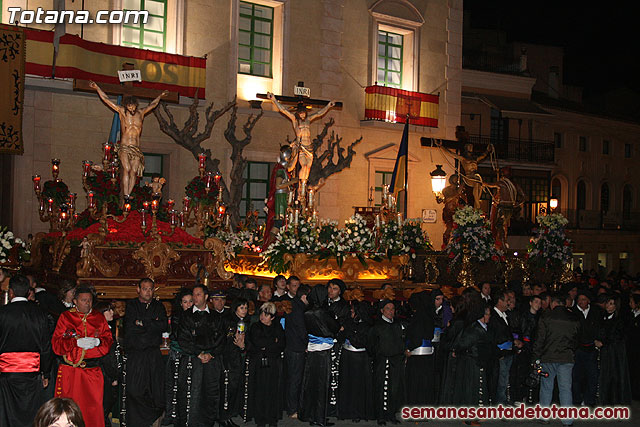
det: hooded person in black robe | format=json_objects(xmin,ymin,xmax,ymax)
[
  {"xmin": 177, "ymin": 284, "xmax": 225, "ymax": 427},
  {"xmin": 0, "ymin": 274, "xmax": 52, "ymax": 427},
  {"xmin": 299, "ymin": 284, "xmax": 340, "ymax": 427},
  {"xmin": 220, "ymin": 298, "xmax": 250, "ymax": 427},
  {"xmin": 511, "ymin": 295, "xmax": 541, "ymax": 404},
  {"xmin": 368, "ymin": 299, "xmax": 405, "ymax": 425},
  {"xmin": 598, "ymin": 295, "xmax": 632, "ymax": 404},
  {"xmin": 337, "ymin": 300, "xmax": 374, "ymax": 422},
  {"xmin": 405, "ymin": 291, "xmax": 436, "ymax": 406},
  {"xmin": 123, "ymin": 278, "xmax": 168, "ymax": 427},
  {"xmin": 246, "ymin": 301, "xmax": 285, "ymax": 427},
  {"xmin": 451, "ymin": 303, "xmax": 493, "ymax": 407}
]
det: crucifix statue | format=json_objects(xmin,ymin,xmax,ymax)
[
  {"xmin": 262, "ymin": 83, "xmax": 340, "ymax": 201},
  {"xmin": 74, "ymin": 63, "xmax": 178, "ymax": 198}
]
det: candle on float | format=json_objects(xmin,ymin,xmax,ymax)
[
  {"xmin": 167, "ymin": 199, "xmax": 175, "ymax": 211},
  {"xmin": 151, "ymin": 200, "xmax": 159, "ymax": 211},
  {"xmin": 47, "ymin": 198, "xmax": 54, "ymax": 213},
  {"xmin": 87, "ymin": 191, "xmax": 95, "ymax": 208},
  {"xmin": 308, "ymin": 189, "xmax": 314, "ymax": 208},
  {"xmin": 204, "ymin": 172, "xmax": 213, "ymax": 190},
  {"xmin": 375, "ymin": 214, "xmax": 381, "ymax": 229},
  {"xmin": 103, "ymin": 143, "xmax": 112, "ymax": 161},
  {"xmin": 39, "ymin": 199, "xmax": 45, "ymax": 213},
  {"xmin": 82, "ymin": 160, "xmax": 92, "ymax": 177},
  {"xmin": 73, "ymin": 213, "xmax": 79, "ymax": 222},
  {"xmin": 214, "ymin": 172, "xmax": 222, "ymax": 185},
  {"xmin": 218, "ymin": 185, "xmax": 223, "ymax": 202},
  {"xmin": 312, "ymin": 210, "xmax": 318, "ymax": 223},
  {"xmin": 32, "ymin": 175, "xmax": 41, "ymax": 193},
  {"xmin": 179, "ymin": 212, "xmax": 185, "ymax": 228},
  {"xmin": 218, "ymin": 205, "xmax": 226, "ymax": 216},
  {"xmin": 51, "ymin": 158, "xmax": 60, "ymax": 173},
  {"xmin": 183, "ymin": 197, "xmax": 191, "ymax": 212},
  {"xmin": 140, "ymin": 210, "xmax": 147, "ymax": 228},
  {"xmin": 169, "ymin": 210, "xmax": 177, "ymax": 226},
  {"xmin": 397, "ymin": 213, "xmax": 402, "ymax": 227},
  {"xmin": 288, "ymin": 191, "xmax": 294, "ymax": 205},
  {"xmin": 68, "ymin": 193, "xmax": 77, "ymax": 210},
  {"xmin": 198, "ymin": 153, "xmax": 206, "ymax": 169},
  {"xmin": 123, "ymin": 202, "xmax": 131, "ymax": 213},
  {"xmin": 142, "ymin": 201, "xmax": 150, "ymax": 212},
  {"xmin": 294, "ymin": 209, "xmax": 299, "ymax": 225},
  {"xmin": 225, "ymin": 214, "xmax": 230, "ymax": 229}
]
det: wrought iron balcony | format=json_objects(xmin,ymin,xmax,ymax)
[
  {"xmin": 468, "ymin": 135, "xmax": 555, "ymax": 164},
  {"xmin": 554, "ymin": 209, "xmax": 640, "ymax": 231}
]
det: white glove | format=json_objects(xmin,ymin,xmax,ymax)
[{"xmin": 77, "ymin": 337, "xmax": 100, "ymax": 350}]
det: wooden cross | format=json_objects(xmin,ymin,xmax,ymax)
[
  {"xmin": 73, "ymin": 62, "xmax": 180, "ymax": 103},
  {"xmin": 256, "ymin": 81, "xmax": 342, "ymax": 110}
]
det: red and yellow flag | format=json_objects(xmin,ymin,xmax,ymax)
[
  {"xmin": 24, "ymin": 28, "xmax": 206, "ymax": 98},
  {"xmin": 364, "ymin": 85, "xmax": 439, "ymax": 127}
]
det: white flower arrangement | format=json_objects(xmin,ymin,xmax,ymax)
[
  {"xmin": 0, "ymin": 227, "xmax": 29, "ymax": 264},
  {"xmin": 445, "ymin": 206, "xmax": 502, "ymax": 265},
  {"xmin": 528, "ymin": 213, "xmax": 572, "ymax": 273}
]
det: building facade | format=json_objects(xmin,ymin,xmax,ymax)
[{"xmin": 1, "ymin": 0, "xmax": 463, "ymax": 250}]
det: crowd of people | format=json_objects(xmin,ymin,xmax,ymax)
[{"xmin": 0, "ymin": 267, "xmax": 639, "ymax": 427}]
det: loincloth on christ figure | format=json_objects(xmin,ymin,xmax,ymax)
[{"xmin": 116, "ymin": 144, "xmax": 145, "ymax": 177}]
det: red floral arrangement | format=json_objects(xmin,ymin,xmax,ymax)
[
  {"xmin": 58, "ymin": 211, "xmax": 203, "ymax": 245},
  {"xmin": 42, "ymin": 180, "xmax": 70, "ymax": 206},
  {"xmin": 185, "ymin": 176, "xmax": 221, "ymax": 206}
]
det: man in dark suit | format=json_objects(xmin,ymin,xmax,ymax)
[
  {"xmin": 571, "ymin": 290, "xmax": 603, "ymax": 406},
  {"xmin": 488, "ymin": 289, "xmax": 523, "ymax": 405}
]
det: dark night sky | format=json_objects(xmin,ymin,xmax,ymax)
[{"xmin": 464, "ymin": 1, "xmax": 640, "ymax": 102}]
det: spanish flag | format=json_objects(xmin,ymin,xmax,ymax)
[{"xmin": 390, "ymin": 120, "xmax": 409, "ymax": 209}]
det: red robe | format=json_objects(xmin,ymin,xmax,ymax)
[{"xmin": 52, "ymin": 308, "xmax": 113, "ymax": 427}]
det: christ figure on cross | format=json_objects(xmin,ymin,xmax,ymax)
[
  {"xmin": 90, "ymin": 80, "xmax": 168, "ymax": 197},
  {"xmin": 267, "ymin": 92, "xmax": 335, "ymax": 201}
]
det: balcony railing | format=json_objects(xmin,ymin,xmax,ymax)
[
  {"xmin": 468, "ymin": 135, "xmax": 555, "ymax": 164},
  {"xmin": 364, "ymin": 85, "xmax": 439, "ymax": 127},
  {"xmin": 463, "ymin": 50, "xmax": 525, "ymax": 75},
  {"xmin": 555, "ymin": 209, "xmax": 640, "ymax": 231}
]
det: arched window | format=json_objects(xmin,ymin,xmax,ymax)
[
  {"xmin": 577, "ymin": 180, "xmax": 586, "ymax": 210},
  {"xmin": 551, "ymin": 178, "xmax": 561, "ymax": 201},
  {"xmin": 600, "ymin": 183, "xmax": 610, "ymax": 213},
  {"xmin": 623, "ymin": 185, "xmax": 632, "ymax": 220}
]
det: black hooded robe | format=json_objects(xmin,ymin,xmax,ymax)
[
  {"xmin": 368, "ymin": 307, "xmax": 405, "ymax": 423},
  {"xmin": 451, "ymin": 320, "xmax": 492, "ymax": 406},
  {"xmin": 299, "ymin": 285, "xmax": 340, "ymax": 425},
  {"xmin": 337, "ymin": 301, "xmax": 374, "ymax": 421},
  {"xmin": 599, "ymin": 312, "xmax": 632, "ymax": 404},
  {"xmin": 405, "ymin": 291, "xmax": 436, "ymax": 406},
  {"xmin": 0, "ymin": 300, "xmax": 52, "ymax": 427}
]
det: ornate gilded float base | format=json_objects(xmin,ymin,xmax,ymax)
[
  {"xmin": 133, "ymin": 242, "xmax": 181, "ymax": 280},
  {"xmin": 225, "ymin": 253, "xmax": 409, "ymax": 283}
]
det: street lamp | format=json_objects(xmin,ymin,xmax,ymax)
[
  {"xmin": 549, "ymin": 197, "xmax": 558, "ymax": 211},
  {"xmin": 430, "ymin": 164, "xmax": 447, "ymax": 203}
]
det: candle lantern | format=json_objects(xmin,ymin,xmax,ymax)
[
  {"xmin": 183, "ymin": 197, "xmax": 191, "ymax": 212},
  {"xmin": 47, "ymin": 198, "xmax": 54, "ymax": 213},
  {"xmin": 68, "ymin": 193, "xmax": 77, "ymax": 210},
  {"xmin": 51, "ymin": 159, "xmax": 60, "ymax": 180},
  {"xmin": 151, "ymin": 200, "xmax": 159, "ymax": 211},
  {"xmin": 205, "ymin": 172, "xmax": 213, "ymax": 190},
  {"xmin": 142, "ymin": 201, "xmax": 150, "ymax": 212},
  {"xmin": 198, "ymin": 153, "xmax": 206, "ymax": 169},
  {"xmin": 123, "ymin": 195, "xmax": 132, "ymax": 213},
  {"xmin": 32, "ymin": 175, "xmax": 42, "ymax": 194},
  {"xmin": 218, "ymin": 205, "xmax": 226, "ymax": 216},
  {"xmin": 103, "ymin": 143, "xmax": 112, "ymax": 162},
  {"xmin": 140, "ymin": 209, "xmax": 147, "ymax": 228},
  {"xmin": 82, "ymin": 160, "xmax": 92, "ymax": 177},
  {"xmin": 87, "ymin": 191, "xmax": 95, "ymax": 209},
  {"xmin": 179, "ymin": 212, "xmax": 185, "ymax": 228},
  {"xmin": 214, "ymin": 171, "xmax": 222, "ymax": 185},
  {"xmin": 167, "ymin": 199, "xmax": 175, "ymax": 211},
  {"xmin": 169, "ymin": 210, "xmax": 178, "ymax": 226}
]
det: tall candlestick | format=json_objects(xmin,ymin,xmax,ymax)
[
  {"xmin": 87, "ymin": 191, "xmax": 95, "ymax": 209},
  {"xmin": 82, "ymin": 160, "xmax": 92, "ymax": 177},
  {"xmin": 47, "ymin": 198, "xmax": 54, "ymax": 213},
  {"xmin": 39, "ymin": 199, "xmax": 45, "ymax": 213},
  {"xmin": 179, "ymin": 212, "xmax": 185, "ymax": 228},
  {"xmin": 51, "ymin": 158, "xmax": 60, "ymax": 180},
  {"xmin": 218, "ymin": 185, "xmax": 223, "ymax": 202},
  {"xmin": 68, "ymin": 193, "xmax": 77, "ymax": 210},
  {"xmin": 205, "ymin": 172, "xmax": 213, "ymax": 190},
  {"xmin": 140, "ymin": 210, "xmax": 147, "ymax": 228},
  {"xmin": 397, "ymin": 213, "xmax": 402, "ymax": 227},
  {"xmin": 167, "ymin": 199, "xmax": 175, "ymax": 211},
  {"xmin": 103, "ymin": 143, "xmax": 112, "ymax": 162},
  {"xmin": 169, "ymin": 210, "xmax": 177, "ymax": 226},
  {"xmin": 214, "ymin": 171, "xmax": 222, "ymax": 185},
  {"xmin": 198, "ymin": 153, "xmax": 206, "ymax": 169},
  {"xmin": 312, "ymin": 210, "xmax": 317, "ymax": 223},
  {"xmin": 308, "ymin": 189, "xmax": 314, "ymax": 208},
  {"xmin": 375, "ymin": 214, "xmax": 381, "ymax": 229},
  {"xmin": 294, "ymin": 209, "xmax": 299, "ymax": 225},
  {"xmin": 183, "ymin": 197, "xmax": 191, "ymax": 212},
  {"xmin": 32, "ymin": 175, "xmax": 41, "ymax": 193},
  {"xmin": 288, "ymin": 191, "xmax": 294, "ymax": 205}
]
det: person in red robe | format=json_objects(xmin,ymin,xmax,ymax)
[{"xmin": 52, "ymin": 286, "xmax": 113, "ymax": 427}]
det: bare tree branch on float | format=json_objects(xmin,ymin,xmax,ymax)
[
  {"xmin": 287, "ymin": 117, "xmax": 363, "ymax": 186},
  {"xmin": 153, "ymin": 94, "xmax": 263, "ymax": 225},
  {"xmin": 224, "ymin": 104, "xmax": 263, "ymax": 225}
]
